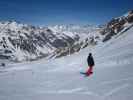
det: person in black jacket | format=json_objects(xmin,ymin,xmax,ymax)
[{"xmin": 86, "ymin": 53, "xmax": 95, "ymax": 75}]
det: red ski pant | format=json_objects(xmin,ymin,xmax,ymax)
[{"xmin": 86, "ymin": 66, "xmax": 93, "ymax": 74}]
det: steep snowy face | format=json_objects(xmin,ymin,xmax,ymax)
[
  {"xmin": 0, "ymin": 21, "xmax": 54, "ymax": 61},
  {"xmin": 0, "ymin": 21, "xmax": 100, "ymax": 62},
  {"xmin": 48, "ymin": 24, "xmax": 102, "ymax": 58},
  {"xmin": 48, "ymin": 24, "xmax": 101, "ymax": 40},
  {"xmin": 48, "ymin": 24, "xmax": 102, "ymax": 47},
  {"xmin": 100, "ymin": 10, "xmax": 133, "ymax": 42}
]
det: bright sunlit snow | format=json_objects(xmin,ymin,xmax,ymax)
[{"xmin": 0, "ymin": 25, "xmax": 133, "ymax": 100}]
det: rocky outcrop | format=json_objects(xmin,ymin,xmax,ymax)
[{"xmin": 100, "ymin": 10, "xmax": 133, "ymax": 42}]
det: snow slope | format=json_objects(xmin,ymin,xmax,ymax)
[{"xmin": 0, "ymin": 25, "xmax": 133, "ymax": 100}]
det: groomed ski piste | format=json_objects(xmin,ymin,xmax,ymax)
[{"xmin": 0, "ymin": 27, "xmax": 133, "ymax": 100}]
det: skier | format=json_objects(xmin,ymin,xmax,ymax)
[{"xmin": 86, "ymin": 53, "xmax": 95, "ymax": 76}]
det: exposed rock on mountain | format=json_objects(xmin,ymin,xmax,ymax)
[{"xmin": 100, "ymin": 10, "xmax": 133, "ymax": 42}]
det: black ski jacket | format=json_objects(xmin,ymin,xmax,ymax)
[{"xmin": 87, "ymin": 55, "xmax": 95, "ymax": 66}]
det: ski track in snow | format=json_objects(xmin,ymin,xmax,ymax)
[
  {"xmin": 100, "ymin": 77, "xmax": 133, "ymax": 86},
  {"xmin": 47, "ymin": 88, "xmax": 84, "ymax": 94},
  {"xmin": 103, "ymin": 83, "xmax": 130, "ymax": 98}
]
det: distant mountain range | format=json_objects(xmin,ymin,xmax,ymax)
[
  {"xmin": 0, "ymin": 10, "xmax": 133, "ymax": 62},
  {"xmin": 0, "ymin": 21, "xmax": 101, "ymax": 62}
]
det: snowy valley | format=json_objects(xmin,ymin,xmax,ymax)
[
  {"xmin": 0, "ymin": 21, "xmax": 101, "ymax": 62},
  {"xmin": 0, "ymin": 11, "xmax": 133, "ymax": 100}
]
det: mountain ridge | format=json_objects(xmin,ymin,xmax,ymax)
[
  {"xmin": 0, "ymin": 10, "xmax": 133, "ymax": 62},
  {"xmin": 0, "ymin": 21, "xmax": 100, "ymax": 62}
]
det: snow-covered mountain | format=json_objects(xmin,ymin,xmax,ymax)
[
  {"xmin": 100, "ymin": 10, "xmax": 133, "ymax": 42},
  {"xmin": 49, "ymin": 24, "xmax": 102, "ymax": 43},
  {"xmin": 0, "ymin": 10, "xmax": 133, "ymax": 62},
  {"xmin": 48, "ymin": 24, "xmax": 102, "ymax": 58},
  {"xmin": 0, "ymin": 21, "xmax": 101, "ymax": 62},
  {"xmin": 0, "ymin": 13, "xmax": 133, "ymax": 100}
]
